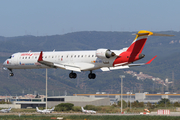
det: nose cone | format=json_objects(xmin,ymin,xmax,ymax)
[{"xmin": 3, "ymin": 59, "xmax": 9, "ymax": 66}]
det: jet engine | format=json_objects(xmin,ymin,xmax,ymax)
[{"xmin": 96, "ymin": 49, "xmax": 116, "ymax": 59}]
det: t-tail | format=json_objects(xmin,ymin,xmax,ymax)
[
  {"xmin": 81, "ymin": 107, "xmax": 84, "ymax": 111},
  {"xmin": 8, "ymin": 107, "xmax": 12, "ymax": 111},
  {"xmin": 127, "ymin": 30, "xmax": 173, "ymax": 58},
  {"xmin": 126, "ymin": 30, "xmax": 154, "ymax": 62},
  {"xmin": 113, "ymin": 30, "xmax": 173, "ymax": 66}
]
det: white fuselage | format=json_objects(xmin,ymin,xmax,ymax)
[
  {"xmin": 81, "ymin": 107, "xmax": 96, "ymax": 114},
  {"xmin": 3, "ymin": 50, "xmax": 123, "ymax": 71}
]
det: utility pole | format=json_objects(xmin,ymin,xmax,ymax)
[
  {"xmin": 120, "ymin": 75, "xmax": 125, "ymax": 114},
  {"xmin": 130, "ymin": 92, "xmax": 132, "ymax": 109},
  {"xmin": 46, "ymin": 69, "xmax": 48, "ymax": 110},
  {"xmin": 172, "ymin": 71, "xmax": 174, "ymax": 93}
]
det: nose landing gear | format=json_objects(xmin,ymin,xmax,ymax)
[
  {"xmin": 8, "ymin": 69, "xmax": 14, "ymax": 77},
  {"xmin": 10, "ymin": 73, "xmax": 14, "ymax": 77}
]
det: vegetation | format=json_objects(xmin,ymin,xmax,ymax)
[
  {"xmin": 0, "ymin": 100, "xmax": 11, "ymax": 104},
  {"xmin": 55, "ymin": 103, "xmax": 74, "ymax": 111},
  {"xmin": 64, "ymin": 115, "xmax": 180, "ymax": 120},
  {"xmin": 0, "ymin": 115, "xmax": 180, "ymax": 120}
]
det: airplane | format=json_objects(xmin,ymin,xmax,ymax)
[
  {"xmin": 36, "ymin": 107, "xmax": 55, "ymax": 114},
  {"xmin": 81, "ymin": 107, "xmax": 96, "ymax": 114},
  {"xmin": 3, "ymin": 30, "xmax": 173, "ymax": 79},
  {"xmin": 0, "ymin": 107, "xmax": 12, "ymax": 113}
]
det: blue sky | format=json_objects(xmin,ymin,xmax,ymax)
[{"xmin": 0, "ymin": 0, "xmax": 180, "ymax": 37}]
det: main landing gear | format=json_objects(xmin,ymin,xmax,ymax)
[
  {"xmin": 69, "ymin": 71, "xmax": 96, "ymax": 79},
  {"xmin": 69, "ymin": 71, "xmax": 77, "ymax": 79},
  {"xmin": 88, "ymin": 71, "xmax": 96, "ymax": 79}
]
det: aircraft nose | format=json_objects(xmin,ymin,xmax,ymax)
[{"xmin": 3, "ymin": 59, "xmax": 9, "ymax": 66}]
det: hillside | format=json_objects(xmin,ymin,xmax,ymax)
[{"xmin": 0, "ymin": 31, "xmax": 180, "ymax": 95}]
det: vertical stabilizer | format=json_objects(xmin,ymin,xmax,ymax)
[{"xmin": 127, "ymin": 30, "xmax": 153, "ymax": 55}]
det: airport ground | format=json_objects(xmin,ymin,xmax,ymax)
[{"xmin": 0, "ymin": 112, "xmax": 180, "ymax": 120}]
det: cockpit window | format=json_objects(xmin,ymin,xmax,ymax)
[{"xmin": 9, "ymin": 56, "xmax": 12, "ymax": 59}]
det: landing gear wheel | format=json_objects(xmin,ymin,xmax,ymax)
[
  {"xmin": 69, "ymin": 72, "xmax": 77, "ymax": 79},
  {"xmin": 88, "ymin": 73, "xmax": 96, "ymax": 79},
  {"xmin": 9, "ymin": 73, "xmax": 14, "ymax": 77}
]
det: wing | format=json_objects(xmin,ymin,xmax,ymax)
[
  {"xmin": 99, "ymin": 55, "xmax": 157, "ymax": 71},
  {"xmin": 37, "ymin": 51, "xmax": 81, "ymax": 72}
]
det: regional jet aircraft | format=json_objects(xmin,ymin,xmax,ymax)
[
  {"xmin": 3, "ymin": 30, "xmax": 173, "ymax": 79},
  {"xmin": 0, "ymin": 107, "xmax": 11, "ymax": 113},
  {"xmin": 81, "ymin": 107, "xmax": 96, "ymax": 114},
  {"xmin": 36, "ymin": 107, "xmax": 55, "ymax": 114}
]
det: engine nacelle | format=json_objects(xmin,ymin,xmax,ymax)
[{"xmin": 96, "ymin": 49, "xmax": 116, "ymax": 59}]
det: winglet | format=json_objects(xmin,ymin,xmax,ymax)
[
  {"xmin": 145, "ymin": 55, "xmax": 157, "ymax": 64},
  {"xmin": 38, "ymin": 51, "xmax": 43, "ymax": 61}
]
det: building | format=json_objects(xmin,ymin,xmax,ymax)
[
  {"xmin": 0, "ymin": 95, "xmax": 110, "ymax": 108},
  {"xmin": 74, "ymin": 93, "xmax": 180, "ymax": 104}
]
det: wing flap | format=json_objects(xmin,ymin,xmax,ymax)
[
  {"xmin": 65, "ymin": 66, "xmax": 81, "ymax": 72},
  {"xmin": 37, "ymin": 51, "xmax": 81, "ymax": 72}
]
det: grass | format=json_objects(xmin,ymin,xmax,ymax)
[
  {"xmin": 64, "ymin": 115, "xmax": 180, "ymax": 120},
  {"xmin": 0, "ymin": 115, "xmax": 180, "ymax": 120}
]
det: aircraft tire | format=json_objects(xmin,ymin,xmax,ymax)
[
  {"xmin": 88, "ymin": 73, "xmax": 96, "ymax": 79},
  {"xmin": 73, "ymin": 73, "xmax": 77, "ymax": 79},
  {"xmin": 69, "ymin": 73, "xmax": 77, "ymax": 79},
  {"xmin": 9, "ymin": 73, "xmax": 14, "ymax": 77}
]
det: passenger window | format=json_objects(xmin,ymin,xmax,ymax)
[
  {"xmin": 29, "ymin": 57, "xmax": 30, "ymax": 59},
  {"xmin": 25, "ymin": 57, "xmax": 27, "ymax": 59},
  {"xmin": 52, "ymin": 56, "xmax": 54, "ymax": 58},
  {"xmin": 78, "ymin": 55, "xmax": 80, "ymax": 58},
  {"xmin": 81, "ymin": 55, "xmax": 83, "ymax": 57},
  {"xmin": 74, "ymin": 55, "xmax": 76, "ymax": 58},
  {"xmin": 88, "ymin": 55, "xmax": 90, "ymax": 57},
  {"xmin": 92, "ymin": 55, "xmax": 94, "ymax": 57},
  {"xmin": 67, "ymin": 55, "xmax": 68, "ymax": 58},
  {"xmin": 22, "ymin": 57, "xmax": 24, "ymax": 59}
]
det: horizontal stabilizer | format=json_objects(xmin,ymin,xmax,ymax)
[
  {"xmin": 129, "ymin": 55, "xmax": 157, "ymax": 67},
  {"xmin": 133, "ymin": 31, "xmax": 174, "ymax": 37}
]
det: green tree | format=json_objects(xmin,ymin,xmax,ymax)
[
  {"xmin": 147, "ymin": 102, "xmax": 152, "ymax": 108},
  {"xmin": 84, "ymin": 105, "xmax": 100, "ymax": 111},
  {"xmin": 118, "ymin": 100, "xmax": 127, "ymax": 108},
  {"xmin": 157, "ymin": 98, "xmax": 171, "ymax": 107},
  {"xmin": 55, "ymin": 103, "xmax": 74, "ymax": 111},
  {"xmin": 174, "ymin": 102, "xmax": 180, "ymax": 107}
]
